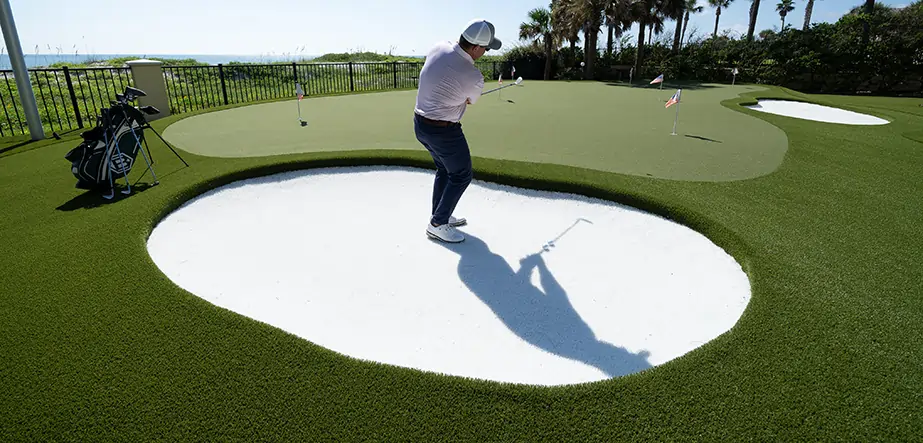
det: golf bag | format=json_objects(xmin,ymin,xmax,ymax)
[
  {"xmin": 65, "ymin": 102, "xmax": 146, "ymax": 190},
  {"xmin": 64, "ymin": 86, "xmax": 185, "ymax": 198}
]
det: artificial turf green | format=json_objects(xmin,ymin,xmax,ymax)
[
  {"xmin": 1, "ymin": 84, "xmax": 921, "ymax": 441},
  {"xmin": 162, "ymin": 81, "xmax": 789, "ymax": 182}
]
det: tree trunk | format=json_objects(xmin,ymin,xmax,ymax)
[
  {"xmin": 607, "ymin": 25, "xmax": 614, "ymax": 57},
  {"xmin": 584, "ymin": 27, "xmax": 597, "ymax": 80},
  {"xmin": 714, "ymin": 7, "xmax": 721, "ymax": 38},
  {"xmin": 544, "ymin": 36, "xmax": 553, "ymax": 80},
  {"xmin": 634, "ymin": 19, "xmax": 646, "ymax": 78},
  {"xmin": 673, "ymin": 15, "xmax": 683, "ymax": 53},
  {"xmin": 648, "ymin": 23, "xmax": 653, "ymax": 46},
  {"xmin": 570, "ymin": 38, "xmax": 576, "ymax": 67},
  {"xmin": 748, "ymin": 0, "xmax": 761, "ymax": 41},
  {"xmin": 862, "ymin": 0, "xmax": 874, "ymax": 49},
  {"xmin": 781, "ymin": 16, "xmax": 785, "ymax": 32},
  {"xmin": 682, "ymin": 12, "xmax": 690, "ymax": 48},
  {"xmin": 803, "ymin": 0, "xmax": 814, "ymax": 30}
]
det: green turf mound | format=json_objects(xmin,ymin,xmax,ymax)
[
  {"xmin": 162, "ymin": 82, "xmax": 789, "ymax": 182},
  {"xmin": 2, "ymin": 84, "xmax": 921, "ymax": 441}
]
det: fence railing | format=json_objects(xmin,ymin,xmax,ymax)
[
  {"xmin": 161, "ymin": 61, "xmax": 508, "ymax": 115},
  {"xmin": 1, "ymin": 60, "xmax": 514, "ymax": 138}
]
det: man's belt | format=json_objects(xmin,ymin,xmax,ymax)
[{"xmin": 416, "ymin": 114, "xmax": 459, "ymax": 127}]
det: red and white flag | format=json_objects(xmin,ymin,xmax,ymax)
[
  {"xmin": 665, "ymin": 89, "xmax": 681, "ymax": 108},
  {"xmin": 295, "ymin": 83, "xmax": 304, "ymax": 101},
  {"xmin": 650, "ymin": 74, "xmax": 664, "ymax": 84}
]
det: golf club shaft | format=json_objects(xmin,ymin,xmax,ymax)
[{"xmin": 482, "ymin": 82, "xmax": 519, "ymax": 95}]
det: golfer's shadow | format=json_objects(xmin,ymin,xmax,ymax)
[{"xmin": 434, "ymin": 232, "xmax": 652, "ymax": 379}]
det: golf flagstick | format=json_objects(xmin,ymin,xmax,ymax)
[
  {"xmin": 498, "ymin": 73, "xmax": 502, "ymax": 100},
  {"xmin": 295, "ymin": 82, "xmax": 307, "ymax": 126},
  {"xmin": 666, "ymin": 89, "xmax": 682, "ymax": 135}
]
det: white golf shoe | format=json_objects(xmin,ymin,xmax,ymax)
[
  {"xmin": 426, "ymin": 222, "xmax": 465, "ymax": 243},
  {"xmin": 448, "ymin": 215, "xmax": 467, "ymax": 227}
]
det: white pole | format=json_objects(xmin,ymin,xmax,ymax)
[
  {"xmin": 0, "ymin": 0, "xmax": 44, "ymax": 140},
  {"xmin": 671, "ymin": 90, "xmax": 681, "ymax": 136}
]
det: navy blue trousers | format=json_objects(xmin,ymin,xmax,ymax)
[{"xmin": 413, "ymin": 114, "xmax": 473, "ymax": 226}]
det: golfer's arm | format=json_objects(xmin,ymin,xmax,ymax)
[{"xmin": 466, "ymin": 77, "xmax": 485, "ymax": 105}]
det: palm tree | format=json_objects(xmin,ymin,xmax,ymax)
[
  {"xmin": 802, "ymin": 0, "xmax": 816, "ymax": 30},
  {"xmin": 776, "ymin": 0, "xmax": 795, "ymax": 32},
  {"xmin": 681, "ymin": 0, "xmax": 704, "ymax": 48},
  {"xmin": 672, "ymin": 10, "xmax": 684, "ymax": 52},
  {"xmin": 553, "ymin": 0, "xmax": 620, "ymax": 80},
  {"xmin": 747, "ymin": 0, "xmax": 762, "ymax": 41},
  {"xmin": 630, "ymin": 0, "xmax": 662, "ymax": 77},
  {"xmin": 520, "ymin": 6, "xmax": 556, "ymax": 80},
  {"xmin": 709, "ymin": 0, "xmax": 734, "ymax": 39},
  {"xmin": 551, "ymin": 0, "xmax": 582, "ymax": 68},
  {"xmin": 607, "ymin": 0, "xmax": 636, "ymax": 60}
]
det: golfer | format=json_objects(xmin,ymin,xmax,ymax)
[{"xmin": 413, "ymin": 19, "xmax": 501, "ymax": 243}]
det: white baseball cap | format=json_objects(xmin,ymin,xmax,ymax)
[{"xmin": 462, "ymin": 19, "xmax": 502, "ymax": 50}]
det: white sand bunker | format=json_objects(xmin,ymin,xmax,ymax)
[
  {"xmin": 744, "ymin": 99, "xmax": 888, "ymax": 125},
  {"xmin": 147, "ymin": 166, "xmax": 751, "ymax": 386}
]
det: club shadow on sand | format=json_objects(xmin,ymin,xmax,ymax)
[{"xmin": 432, "ymin": 230, "xmax": 652, "ymax": 379}]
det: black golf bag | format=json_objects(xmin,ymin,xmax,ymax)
[
  {"xmin": 65, "ymin": 103, "xmax": 147, "ymax": 190},
  {"xmin": 64, "ymin": 86, "xmax": 186, "ymax": 199}
]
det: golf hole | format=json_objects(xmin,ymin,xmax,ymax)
[
  {"xmin": 744, "ymin": 99, "xmax": 889, "ymax": 125},
  {"xmin": 147, "ymin": 166, "xmax": 752, "ymax": 386}
]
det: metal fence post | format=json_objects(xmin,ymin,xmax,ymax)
[
  {"xmin": 218, "ymin": 63, "xmax": 228, "ymax": 105},
  {"xmin": 392, "ymin": 62, "xmax": 397, "ymax": 89},
  {"xmin": 291, "ymin": 61, "xmax": 298, "ymax": 87},
  {"xmin": 348, "ymin": 62, "xmax": 355, "ymax": 91},
  {"xmin": 63, "ymin": 66, "xmax": 83, "ymax": 129}
]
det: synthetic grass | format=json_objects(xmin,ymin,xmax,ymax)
[
  {"xmin": 162, "ymin": 81, "xmax": 789, "ymax": 182},
  {"xmin": 1, "ymin": 84, "xmax": 922, "ymax": 441}
]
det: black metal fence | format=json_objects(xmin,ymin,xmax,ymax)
[
  {"xmin": 0, "ymin": 67, "xmax": 133, "ymax": 138},
  {"xmin": 162, "ymin": 61, "xmax": 509, "ymax": 115},
  {"xmin": 1, "ymin": 60, "xmax": 514, "ymax": 139}
]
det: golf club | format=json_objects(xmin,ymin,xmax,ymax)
[{"xmin": 482, "ymin": 77, "xmax": 523, "ymax": 95}]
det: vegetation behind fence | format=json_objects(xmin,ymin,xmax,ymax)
[{"xmin": 1, "ymin": 60, "xmax": 514, "ymax": 139}]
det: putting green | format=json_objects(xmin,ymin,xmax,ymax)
[{"xmin": 162, "ymin": 82, "xmax": 788, "ymax": 181}]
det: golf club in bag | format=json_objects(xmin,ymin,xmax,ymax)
[{"xmin": 64, "ymin": 86, "xmax": 188, "ymax": 199}]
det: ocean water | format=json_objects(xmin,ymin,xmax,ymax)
[{"xmin": 0, "ymin": 54, "xmax": 323, "ymax": 69}]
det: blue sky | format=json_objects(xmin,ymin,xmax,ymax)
[{"xmin": 6, "ymin": 0, "xmax": 911, "ymax": 57}]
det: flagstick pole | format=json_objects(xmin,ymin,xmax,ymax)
[{"xmin": 672, "ymin": 96, "xmax": 680, "ymax": 136}]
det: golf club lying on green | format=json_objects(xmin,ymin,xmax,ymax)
[{"xmin": 482, "ymin": 76, "xmax": 523, "ymax": 95}]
